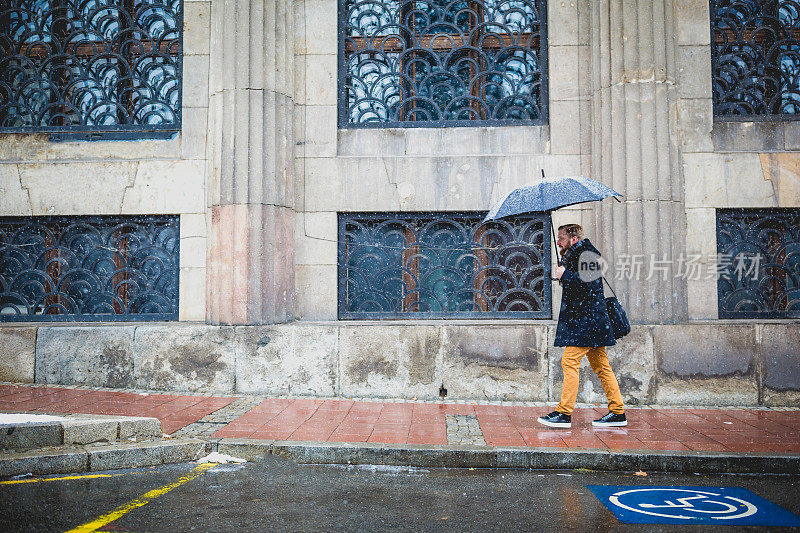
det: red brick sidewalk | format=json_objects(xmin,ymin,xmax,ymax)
[{"xmin": 1, "ymin": 384, "xmax": 799, "ymax": 454}]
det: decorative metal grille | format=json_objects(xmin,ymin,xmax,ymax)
[
  {"xmin": 0, "ymin": 215, "xmax": 179, "ymax": 321},
  {"xmin": 338, "ymin": 212, "xmax": 551, "ymax": 319},
  {"xmin": 339, "ymin": 0, "xmax": 547, "ymax": 127},
  {"xmin": 0, "ymin": 0, "xmax": 182, "ymax": 137},
  {"xmin": 711, "ymin": 0, "xmax": 800, "ymax": 119},
  {"xmin": 717, "ymin": 208, "xmax": 800, "ymax": 319}
]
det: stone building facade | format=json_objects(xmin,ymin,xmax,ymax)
[{"xmin": 0, "ymin": 0, "xmax": 798, "ymax": 406}]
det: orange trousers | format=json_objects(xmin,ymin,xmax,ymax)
[{"xmin": 556, "ymin": 346, "xmax": 625, "ymax": 416}]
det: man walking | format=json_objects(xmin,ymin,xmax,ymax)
[{"xmin": 537, "ymin": 224, "xmax": 627, "ymax": 428}]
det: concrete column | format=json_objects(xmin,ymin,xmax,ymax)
[
  {"xmin": 206, "ymin": 0, "xmax": 296, "ymax": 324},
  {"xmin": 588, "ymin": 0, "xmax": 687, "ymax": 324}
]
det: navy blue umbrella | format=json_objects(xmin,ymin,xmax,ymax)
[{"xmin": 484, "ymin": 173, "xmax": 622, "ymax": 266}]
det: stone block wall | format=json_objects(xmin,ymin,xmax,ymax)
[
  {"xmin": 0, "ymin": 0, "xmax": 214, "ymax": 322},
  {"xmin": 3, "ymin": 323, "xmax": 797, "ymax": 407}
]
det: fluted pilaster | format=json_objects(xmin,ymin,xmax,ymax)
[
  {"xmin": 589, "ymin": 0, "xmax": 687, "ymax": 323},
  {"xmin": 206, "ymin": 0, "xmax": 295, "ymax": 324}
]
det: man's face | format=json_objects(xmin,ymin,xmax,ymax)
[{"xmin": 556, "ymin": 230, "xmax": 579, "ymax": 256}]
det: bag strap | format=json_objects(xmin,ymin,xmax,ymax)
[{"xmin": 602, "ymin": 276, "xmax": 618, "ymax": 299}]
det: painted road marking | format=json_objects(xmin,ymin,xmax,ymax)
[
  {"xmin": 588, "ymin": 486, "xmax": 800, "ymax": 526},
  {"xmin": 0, "ymin": 472, "xmax": 148, "ymax": 486},
  {"xmin": 65, "ymin": 462, "xmax": 217, "ymax": 533}
]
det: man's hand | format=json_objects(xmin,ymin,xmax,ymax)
[{"xmin": 553, "ymin": 266, "xmax": 565, "ymax": 280}]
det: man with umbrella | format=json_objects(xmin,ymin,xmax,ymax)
[
  {"xmin": 537, "ymin": 223, "xmax": 627, "ymax": 428},
  {"xmin": 484, "ymin": 175, "xmax": 627, "ymax": 429}
]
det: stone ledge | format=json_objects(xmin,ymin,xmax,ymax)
[
  {"xmin": 0, "ymin": 415, "xmax": 163, "ymax": 451},
  {"xmin": 214, "ymin": 439, "xmax": 800, "ymax": 475}
]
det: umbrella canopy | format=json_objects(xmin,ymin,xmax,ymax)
[{"xmin": 483, "ymin": 176, "xmax": 622, "ymax": 222}]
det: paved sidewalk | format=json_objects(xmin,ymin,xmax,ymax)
[{"xmin": 2, "ymin": 383, "xmax": 799, "ymax": 456}]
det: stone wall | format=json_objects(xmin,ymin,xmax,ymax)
[{"xmin": 3, "ymin": 323, "xmax": 797, "ymax": 407}]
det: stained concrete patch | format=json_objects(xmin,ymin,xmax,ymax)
[
  {"xmin": 338, "ymin": 325, "xmax": 445, "ymax": 399},
  {"xmin": 234, "ymin": 325, "xmax": 338, "ymax": 396},
  {"xmin": 760, "ymin": 324, "xmax": 800, "ymax": 392},
  {"xmin": 133, "ymin": 325, "xmax": 235, "ymax": 393},
  {"xmin": 442, "ymin": 325, "xmax": 548, "ymax": 401},
  {"xmin": 760, "ymin": 324, "xmax": 800, "ymax": 406},
  {"xmin": 0, "ymin": 327, "xmax": 36, "ymax": 382},
  {"xmin": 655, "ymin": 325, "xmax": 757, "ymax": 377},
  {"xmin": 36, "ymin": 327, "xmax": 135, "ymax": 388},
  {"xmin": 655, "ymin": 376, "xmax": 758, "ymax": 406}
]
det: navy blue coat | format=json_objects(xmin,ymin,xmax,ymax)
[{"xmin": 553, "ymin": 239, "xmax": 616, "ymax": 347}]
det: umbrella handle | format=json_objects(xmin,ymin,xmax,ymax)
[{"xmin": 550, "ymin": 212, "xmax": 562, "ymax": 283}]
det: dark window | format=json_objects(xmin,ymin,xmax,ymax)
[
  {"xmin": 717, "ymin": 208, "xmax": 800, "ymax": 319},
  {"xmin": 711, "ymin": 0, "xmax": 800, "ymax": 119},
  {"xmin": 0, "ymin": 0, "xmax": 182, "ymax": 138},
  {"xmin": 338, "ymin": 212, "xmax": 550, "ymax": 319},
  {"xmin": 339, "ymin": 0, "xmax": 547, "ymax": 127},
  {"xmin": 0, "ymin": 215, "xmax": 179, "ymax": 321}
]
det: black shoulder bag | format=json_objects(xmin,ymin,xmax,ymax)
[{"xmin": 602, "ymin": 277, "xmax": 631, "ymax": 339}]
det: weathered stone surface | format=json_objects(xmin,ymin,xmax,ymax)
[
  {"xmin": 677, "ymin": 98, "xmax": 714, "ymax": 153},
  {"xmin": 713, "ymin": 121, "xmax": 786, "ymax": 152},
  {"xmin": 655, "ymin": 325, "xmax": 757, "ymax": 377},
  {"xmin": 121, "ymin": 160, "xmax": 206, "ymax": 214},
  {"xmin": 760, "ymin": 324, "xmax": 800, "ymax": 393},
  {"xmin": 0, "ymin": 448, "xmax": 88, "ymax": 477},
  {"xmin": 234, "ymin": 324, "xmax": 338, "ymax": 396},
  {"xmin": 36, "ymin": 327, "xmax": 135, "ymax": 388},
  {"xmin": 294, "ymin": 265, "xmax": 337, "ymax": 321},
  {"xmin": 133, "ymin": 325, "xmax": 235, "ymax": 392},
  {"xmin": 653, "ymin": 325, "xmax": 759, "ymax": 405},
  {"xmin": 0, "ymin": 164, "xmax": 31, "ymax": 216},
  {"xmin": 217, "ymin": 439, "xmax": 273, "ymax": 462},
  {"xmin": 759, "ymin": 153, "xmax": 800, "ymax": 207},
  {"xmin": 19, "ymin": 162, "xmax": 137, "ymax": 215},
  {"xmin": 549, "ymin": 326, "xmax": 656, "ymax": 407},
  {"xmin": 676, "ymin": 45, "xmax": 713, "ymax": 99},
  {"xmin": 0, "ymin": 423, "xmax": 62, "ymax": 450},
  {"xmin": 117, "ymin": 417, "xmax": 163, "ymax": 440},
  {"xmin": 442, "ymin": 325, "xmax": 548, "ymax": 401},
  {"xmin": 339, "ymin": 325, "xmax": 445, "ymax": 399},
  {"xmin": 674, "ymin": 0, "xmax": 711, "ymax": 45},
  {"xmin": 655, "ymin": 376, "xmax": 758, "ymax": 406},
  {"xmin": 0, "ymin": 327, "xmax": 36, "ymax": 382},
  {"xmin": 87, "ymin": 439, "xmax": 206, "ymax": 471},
  {"xmin": 62, "ymin": 419, "xmax": 117, "ymax": 446},
  {"xmin": 179, "ymin": 267, "xmax": 207, "ymax": 322},
  {"xmin": 182, "ymin": 0, "xmax": 211, "ymax": 55}
]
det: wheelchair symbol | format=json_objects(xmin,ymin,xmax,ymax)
[{"xmin": 608, "ymin": 488, "xmax": 759, "ymax": 520}]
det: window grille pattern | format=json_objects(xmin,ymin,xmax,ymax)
[
  {"xmin": 339, "ymin": 212, "xmax": 550, "ymax": 319},
  {"xmin": 711, "ymin": 0, "xmax": 800, "ymax": 119},
  {"xmin": 0, "ymin": 0, "xmax": 182, "ymax": 135},
  {"xmin": 0, "ymin": 215, "xmax": 179, "ymax": 321},
  {"xmin": 340, "ymin": 0, "xmax": 546, "ymax": 127},
  {"xmin": 717, "ymin": 208, "xmax": 800, "ymax": 318}
]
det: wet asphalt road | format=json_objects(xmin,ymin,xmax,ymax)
[{"xmin": 1, "ymin": 457, "xmax": 799, "ymax": 532}]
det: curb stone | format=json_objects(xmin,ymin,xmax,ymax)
[
  {"xmin": 213, "ymin": 439, "xmax": 800, "ymax": 475},
  {"xmin": 0, "ymin": 439, "xmax": 208, "ymax": 478}
]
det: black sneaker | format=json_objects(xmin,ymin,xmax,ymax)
[
  {"xmin": 592, "ymin": 412, "xmax": 627, "ymax": 427},
  {"xmin": 537, "ymin": 411, "xmax": 572, "ymax": 428}
]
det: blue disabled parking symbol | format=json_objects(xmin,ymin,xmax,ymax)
[{"xmin": 588, "ymin": 485, "xmax": 800, "ymax": 526}]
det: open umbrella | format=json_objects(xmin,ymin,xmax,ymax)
[{"xmin": 483, "ymin": 171, "xmax": 622, "ymax": 265}]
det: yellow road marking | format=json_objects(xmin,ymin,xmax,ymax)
[
  {"xmin": 1, "ymin": 472, "xmax": 143, "ymax": 486},
  {"xmin": 65, "ymin": 462, "xmax": 216, "ymax": 533}
]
